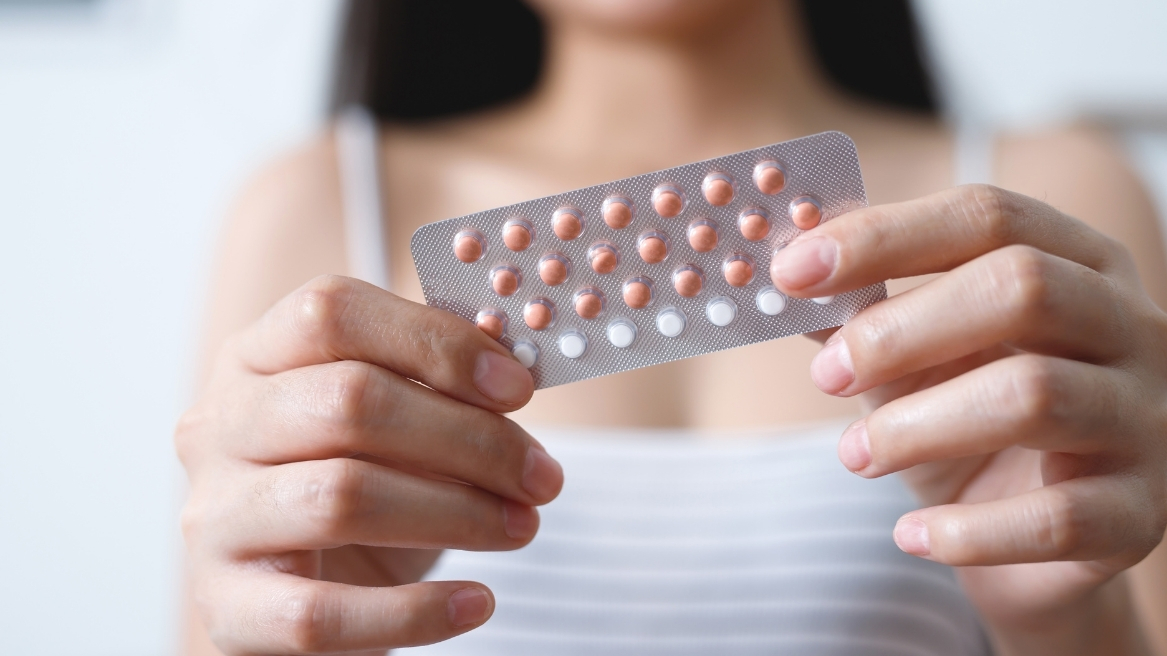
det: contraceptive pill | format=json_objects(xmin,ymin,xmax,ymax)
[
  {"xmin": 602, "ymin": 196, "xmax": 634, "ymax": 229},
  {"xmin": 706, "ymin": 297, "xmax": 738, "ymax": 327},
  {"xmin": 754, "ymin": 161, "xmax": 786, "ymax": 195},
  {"xmin": 503, "ymin": 219, "xmax": 533, "ymax": 251},
  {"xmin": 454, "ymin": 230, "xmax": 485, "ymax": 263},
  {"xmin": 412, "ymin": 131, "xmax": 885, "ymax": 388},
  {"xmin": 791, "ymin": 196, "xmax": 823, "ymax": 230},
  {"xmin": 475, "ymin": 309, "xmax": 507, "ymax": 340},
  {"xmin": 688, "ymin": 219, "xmax": 719, "ymax": 252},
  {"xmin": 652, "ymin": 184, "xmax": 685, "ymax": 218},
  {"xmin": 703, "ymin": 172, "xmax": 735, "ymax": 206}
]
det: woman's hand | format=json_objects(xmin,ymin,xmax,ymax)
[
  {"xmin": 175, "ymin": 275, "xmax": 563, "ymax": 656},
  {"xmin": 772, "ymin": 185, "xmax": 1167, "ymax": 653}
]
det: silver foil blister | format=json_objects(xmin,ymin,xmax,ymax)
[{"xmin": 411, "ymin": 131, "xmax": 885, "ymax": 389}]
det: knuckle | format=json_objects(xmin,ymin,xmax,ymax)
[
  {"xmin": 300, "ymin": 459, "xmax": 366, "ymax": 534},
  {"xmin": 850, "ymin": 305, "xmax": 909, "ymax": 361},
  {"xmin": 413, "ymin": 312, "xmax": 474, "ymax": 378},
  {"xmin": 315, "ymin": 361, "xmax": 377, "ymax": 437},
  {"xmin": 291, "ymin": 275, "xmax": 356, "ymax": 346},
  {"xmin": 962, "ymin": 183, "xmax": 1015, "ymax": 246},
  {"xmin": 179, "ymin": 501, "xmax": 206, "ymax": 544},
  {"xmin": 995, "ymin": 245, "xmax": 1053, "ymax": 321},
  {"xmin": 1131, "ymin": 480, "xmax": 1167, "ymax": 557},
  {"xmin": 172, "ymin": 406, "xmax": 207, "ymax": 465},
  {"xmin": 1006, "ymin": 356, "xmax": 1063, "ymax": 425},
  {"xmin": 1039, "ymin": 493, "xmax": 1083, "ymax": 558},
  {"xmin": 279, "ymin": 587, "xmax": 339, "ymax": 654},
  {"xmin": 469, "ymin": 415, "xmax": 530, "ymax": 477},
  {"xmin": 1097, "ymin": 232, "xmax": 1135, "ymax": 272}
]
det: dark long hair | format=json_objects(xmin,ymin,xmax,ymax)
[{"xmin": 331, "ymin": 0, "xmax": 937, "ymax": 122}]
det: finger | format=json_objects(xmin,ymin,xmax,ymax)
[
  {"xmin": 892, "ymin": 477, "xmax": 1163, "ymax": 568},
  {"xmin": 810, "ymin": 245, "xmax": 1129, "ymax": 395},
  {"xmin": 770, "ymin": 184, "xmax": 1135, "ymax": 297},
  {"xmin": 224, "ymin": 458, "xmax": 542, "ymax": 553},
  {"xmin": 233, "ymin": 275, "xmax": 533, "ymax": 411},
  {"xmin": 203, "ymin": 572, "xmax": 493, "ymax": 655},
  {"xmin": 209, "ymin": 458, "xmax": 540, "ymax": 555},
  {"xmin": 232, "ymin": 360, "xmax": 562, "ymax": 505},
  {"xmin": 839, "ymin": 355, "xmax": 1127, "ymax": 478}
]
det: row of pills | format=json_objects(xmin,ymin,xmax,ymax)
[
  {"xmin": 451, "ymin": 161, "xmax": 823, "ymax": 264},
  {"xmin": 476, "ymin": 286, "xmax": 832, "ymax": 342},
  {"xmin": 485, "ymin": 255, "xmax": 758, "ymax": 305},
  {"xmin": 453, "ymin": 202, "xmax": 822, "ymax": 263},
  {"xmin": 501, "ymin": 291, "xmax": 835, "ymax": 367}
]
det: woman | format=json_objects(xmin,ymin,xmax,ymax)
[{"xmin": 177, "ymin": 0, "xmax": 1167, "ymax": 654}]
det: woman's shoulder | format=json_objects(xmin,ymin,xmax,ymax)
[
  {"xmin": 996, "ymin": 124, "xmax": 1150, "ymax": 212},
  {"xmin": 996, "ymin": 124, "xmax": 1165, "ymax": 284}
]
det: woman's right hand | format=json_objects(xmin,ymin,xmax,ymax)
[{"xmin": 175, "ymin": 275, "xmax": 563, "ymax": 655}]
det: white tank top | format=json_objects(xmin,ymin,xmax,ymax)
[{"xmin": 334, "ymin": 107, "xmax": 994, "ymax": 655}]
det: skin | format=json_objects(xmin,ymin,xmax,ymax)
[{"xmin": 180, "ymin": 0, "xmax": 1167, "ymax": 654}]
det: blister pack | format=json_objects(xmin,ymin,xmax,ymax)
[{"xmin": 411, "ymin": 131, "xmax": 885, "ymax": 389}]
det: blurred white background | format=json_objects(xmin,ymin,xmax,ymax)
[{"xmin": 1, "ymin": 1, "xmax": 1165, "ymax": 654}]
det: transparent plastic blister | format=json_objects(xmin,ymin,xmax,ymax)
[{"xmin": 411, "ymin": 131, "xmax": 885, "ymax": 389}]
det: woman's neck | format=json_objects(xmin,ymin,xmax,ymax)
[{"xmin": 511, "ymin": 0, "xmax": 846, "ymax": 168}]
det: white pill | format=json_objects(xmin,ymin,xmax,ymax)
[
  {"xmin": 656, "ymin": 308, "xmax": 686, "ymax": 338},
  {"xmin": 558, "ymin": 331, "xmax": 587, "ymax": 359},
  {"xmin": 813, "ymin": 296, "xmax": 835, "ymax": 305},
  {"xmin": 512, "ymin": 341, "xmax": 539, "ymax": 368},
  {"xmin": 606, "ymin": 320, "xmax": 637, "ymax": 348},
  {"xmin": 756, "ymin": 286, "xmax": 787, "ymax": 316},
  {"xmin": 706, "ymin": 297, "xmax": 737, "ymax": 327}
]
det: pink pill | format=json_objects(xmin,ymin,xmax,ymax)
[
  {"xmin": 524, "ymin": 300, "xmax": 554, "ymax": 331},
  {"xmin": 688, "ymin": 221, "xmax": 718, "ymax": 253},
  {"xmin": 602, "ymin": 197, "xmax": 633, "ymax": 230},
  {"xmin": 453, "ymin": 230, "xmax": 485, "ymax": 263},
  {"xmin": 638, "ymin": 235, "xmax": 667, "ymax": 264},
  {"xmin": 652, "ymin": 185, "xmax": 684, "ymax": 219},
  {"xmin": 503, "ymin": 221, "xmax": 532, "ymax": 251},
  {"xmin": 476, "ymin": 313, "xmax": 505, "ymax": 340},
  {"xmin": 589, "ymin": 244, "xmax": 618, "ymax": 275},
  {"xmin": 703, "ymin": 173, "xmax": 734, "ymax": 206},
  {"xmin": 754, "ymin": 161, "xmax": 786, "ymax": 195},
  {"xmin": 724, "ymin": 257, "xmax": 754, "ymax": 288},
  {"xmin": 673, "ymin": 268, "xmax": 703, "ymax": 298},
  {"xmin": 553, "ymin": 209, "xmax": 583, "ymax": 241},
  {"xmin": 623, "ymin": 280, "xmax": 653, "ymax": 309},
  {"xmin": 739, "ymin": 211, "xmax": 770, "ymax": 241},
  {"xmin": 539, "ymin": 255, "xmax": 569, "ymax": 286},
  {"xmin": 791, "ymin": 197, "xmax": 823, "ymax": 230},
  {"xmin": 575, "ymin": 292, "xmax": 603, "ymax": 319},
  {"xmin": 491, "ymin": 266, "xmax": 520, "ymax": 297}
]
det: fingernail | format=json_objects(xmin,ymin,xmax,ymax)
[
  {"xmin": 448, "ymin": 588, "xmax": 492, "ymax": 627},
  {"xmin": 474, "ymin": 351, "xmax": 532, "ymax": 406},
  {"xmin": 523, "ymin": 447, "xmax": 564, "ymax": 502},
  {"xmin": 503, "ymin": 500, "xmax": 539, "ymax": 540},
  {"xmin": 770, "ymin": 237, "xmax": 837, "ymax": 290},
  {"xmin": 810, "ymin": 333, "xmax": 854, "ymax": 394},
  {"xmin": 838, "ymin": 421, "xmax": 871, "ymax": 473},
  {"xmin": 894, "ymin": 517, "xmax": 931, "ymax": 556}
]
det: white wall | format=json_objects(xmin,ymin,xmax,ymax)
[
  {"xmin": 915, "ymin": 0, "xmax": 1167, "ymax": 127},
  {"xmin": 0, "ymin": 1, "xmax": 339, "ymax": 654},
  {"xmin": 0, "ymin": 2, "xmax": 1165, "ymax": 655}
]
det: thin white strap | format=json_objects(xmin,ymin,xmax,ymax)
[
  {"xmin": 336, "ymin": 105, "xmax": 390, "ymax": 290},
  {"xmin": 953, "ymin": 122, "xmax": 995, "ymax": 187}
]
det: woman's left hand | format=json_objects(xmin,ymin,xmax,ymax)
[{"xmin": 771, "ymin": 184, "xmax": 1167, "ymax": 648}]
